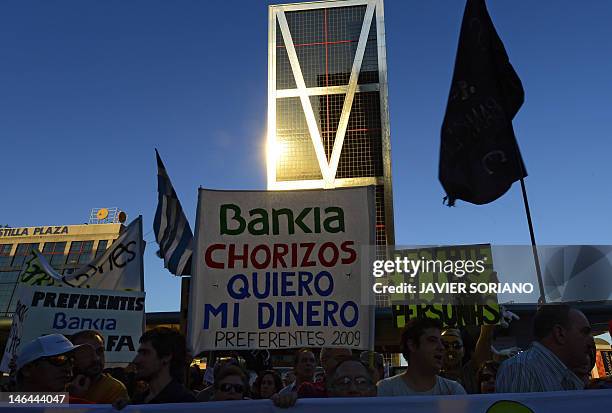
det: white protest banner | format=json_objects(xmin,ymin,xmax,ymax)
[
  {"xmin": 189, "ymin": 187, "xmax": 375, "ymax": 352},
  {"xmin": 0, "ymin": 293, "xmax": 29, "ymax": 373},
  {"xmin": 13, "ymin": 247, "xmax": 71, "ymax": 289},
  {"xmin": 18, "ymin": 216, "xmax": 145, "ymax": 291},
  {"xmin": 0, "ymin": 284, "xmax": 145, "ymax": 371},
  {"xmin": 2, "ymin": 390, "xmax": 612, "ymax": 412}
]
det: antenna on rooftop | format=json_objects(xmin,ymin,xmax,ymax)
[{"xmin": 89, "ymin": 208, "xmax": 126, "ymax": 224}]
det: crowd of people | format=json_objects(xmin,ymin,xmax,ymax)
[{"xmin": 3, "ymin": 303, "xmax": 611, "ymax": 408}]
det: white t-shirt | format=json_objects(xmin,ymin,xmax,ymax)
[{"xmin": 377, "ymin": 374, "xmax": 466, "ymax": 396}]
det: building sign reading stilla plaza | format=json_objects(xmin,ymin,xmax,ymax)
[{"xmin": 0, "ymin": 226, "xmax": 69, "ymax": 237}]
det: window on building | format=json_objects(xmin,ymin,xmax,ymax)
[
  {"xmin": 0, "ymin": 244, "xmax": 12, "ymax": 269},
  {"xmin": 42, "ymin": 242, "xmax": 67, "ymax": 268},
  {"xmin": 0, "ymin": 281, "xmax": 18, "ymax": 316},
  {"xmin": 0, "ymin": 271, "xmax": 19, "ymax": 283},
  {"xmin": 5, "ymin": 293, "xmax": 18, "ymax": 314},
  {"xmin": 11, "ymin": 243, "xmax": 39, "ymax": 269},
  {"xmin": 66, "ymin": 241, "xmax": 93, "ymax": 266},
  {"xmin": 95, "ymin": 240, "xmax": 109, "ymax": 258}
]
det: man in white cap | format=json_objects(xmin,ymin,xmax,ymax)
[{"xmin": 15, "ymin": 333, "xmax": 92, "ymax": 401}]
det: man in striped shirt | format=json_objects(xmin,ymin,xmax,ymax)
[{"xmin": 496, "ymin": 304, "xmax": 592, "ymax": 393}]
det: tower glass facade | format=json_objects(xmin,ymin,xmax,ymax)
[{"xmin": 268, "ymin": 0, "xmax": 394, "ymax": 305}]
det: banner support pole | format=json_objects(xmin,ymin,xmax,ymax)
[
  {"xmin": 519, "ymin": 177, "xmax": 545, "ymax": 305},
  {"xmin": 180, "ymin": 277, "xmax": 190, "ymax": 336}
]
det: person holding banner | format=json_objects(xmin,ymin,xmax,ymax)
[
  {"xmin": 68, "ymin": 330, "xmax": 129, "ymax": 404},
  {"xmin": 377, "ymin": 318, "xmax": 466, "ymax": 396},
  {"xmin": 440, "ymin": 327, "xmax": 492, "ymax": 394},
  {"xmin": 496, "ymin": 304, "xmax": 592, "ymax": 393},
  {"xmin": 439, "ymin": 307, "xmax": 518, "ymax": 393}
]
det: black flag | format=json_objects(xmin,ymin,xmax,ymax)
[{"xmin": 439, "ymin": 0, "xmax": 526, "ymax": 206}]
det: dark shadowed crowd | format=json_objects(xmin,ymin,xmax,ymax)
[{"xmin": 2, "ymin": 303, "xmax": 611, "ymax": 408}]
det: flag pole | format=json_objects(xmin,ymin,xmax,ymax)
[
  {"xmin": 518, "ymin": 177, "xmax": 546, "ymax": 304},
  {"xmin": 437, "ymin": 0, "xmax": 546, "ymax": 304},
  {"xmin": 179, "ymin": 276, "xmax": 190, "ymax": 336}
]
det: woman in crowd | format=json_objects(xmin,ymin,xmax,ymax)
[{"xmin": 252, "ymin": 370, "xmax": 283, "ymax": 399}]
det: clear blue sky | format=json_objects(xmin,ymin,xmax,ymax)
[{"xmin": 2, "ymin": 0, "xmax": 612, "ymax": 313}]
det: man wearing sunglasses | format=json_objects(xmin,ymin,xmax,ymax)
[
  {"xmin": 211, "ymin": 364, "xmax": 249, "ymax": 401},
  {"xmin": 196, "ymin": 355, "xmax": 246, "ymax": 401},
  {"xmin": 439, "ymin": 328, "xmax": 481, "ymax": 393},
  {"xmin": 15, "ymin": 334, "xmax": 92, "ymax": 401},
  {"xmin": 439, "ymin": 306, "xmax": 519, "ymax": 394}
]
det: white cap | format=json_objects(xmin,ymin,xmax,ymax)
[{"xmin": 16, "ymin": 334, "xmax": 83, "ymax": 372}]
